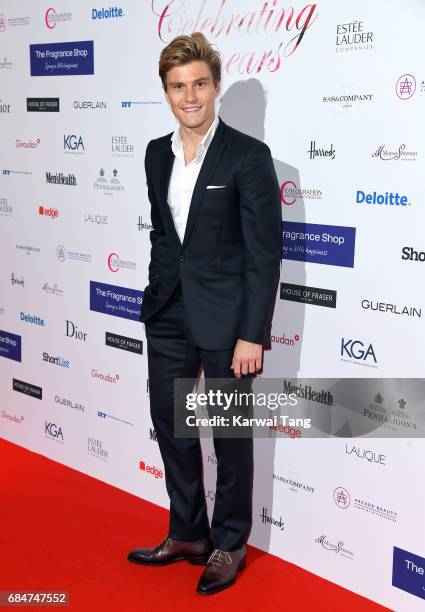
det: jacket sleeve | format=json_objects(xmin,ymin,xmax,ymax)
[
  {"xmin": 235, "ymin": 142, "xmax": 282, "ymax": 345},
  {"xmin": 144, "ymin": 140, "xmax": 168, "ymax": 284}
]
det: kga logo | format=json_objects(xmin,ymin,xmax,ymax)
[
  {"xmin": 64, "ymin": 134, "xmax": 84, "ymax": 152},
  {"xmin": 45, "ymin": 421, "xmax": 63, "ymax": 440},
  {"xmin": 139, "ymin": 460, "xmax": 163, "ymax": 479},
  {"xmin": 66, "ymin": 320, "xmax": 87, "ymax": 341},
  {"xmin": 340, "ymin": 338, "xmax": 377, "ymax": 365}
]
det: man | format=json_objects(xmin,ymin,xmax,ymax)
[{"xmin": 128, "ymin": 32, "xmax": 282, "ymax": 595}]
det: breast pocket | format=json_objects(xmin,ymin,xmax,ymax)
[{"xmin": 204, "ymin": 185, "xmax": 237, "ymax": 200}]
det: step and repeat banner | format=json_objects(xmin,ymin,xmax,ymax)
[{"xmin": 1, "ymin": 1, "xmax": 424, "ymax": 608}]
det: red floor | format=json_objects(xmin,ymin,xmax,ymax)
[{"xmin": 0, "ymin": 438, "xmax": 389, "ymax": 611}]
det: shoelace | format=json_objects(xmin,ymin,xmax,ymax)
[{"xmin": 207, "ymin": 548, "xmax": 233, "ymax": 567}]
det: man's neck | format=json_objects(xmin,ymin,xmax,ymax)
[{"xmin": 179, "ymin": 114, "xmax": 216, "ymax": 150}]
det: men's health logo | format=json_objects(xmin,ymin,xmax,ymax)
[
  {"xmin": 90, "ymin": 280, "xmax": 143, "ymax": 321},
  {"xmin": 392, "ymin": 546, "xmax": 425, "ymax": 600},
  {"xmin": 30, "ymin": 41, "xmax": 94, "ymax": 76},
  {"xmin": 356, "ymin": 190, "xmax": 410, "ymax": 207},
  {"xmin": 282, "ymin": 221, "xmax": 356, "ymax": 268}
]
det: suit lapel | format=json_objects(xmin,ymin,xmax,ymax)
[{"xmin": 158, "ymin": 116, "xmax": 227, "ymax": 251}]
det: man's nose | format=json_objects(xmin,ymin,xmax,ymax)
[{"xmin": 185, "ymin": 86, "xmax": 198, "ymax": 102}]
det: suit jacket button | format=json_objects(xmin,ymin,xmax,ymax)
[{"xmin": 179, "ymin": 255, "xmax": 185, "ymax": 262}]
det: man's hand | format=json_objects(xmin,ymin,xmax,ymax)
[{"xmin": 230, "ymin": 339, "xmax": 263, "ymax": 378}]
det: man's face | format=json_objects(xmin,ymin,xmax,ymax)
[{"xmin": 164, "ymin": 60, "xmax": 220, "ymax": 130}]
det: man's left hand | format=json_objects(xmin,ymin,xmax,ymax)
[{"xmin": 230, "ymin": 339, "xmax": 263, "ymax": 378}]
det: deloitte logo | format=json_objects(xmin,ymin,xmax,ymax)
[
  {"xmin": 20, "ymin": 311, "xmax": 45, "ymax": 326},
  {"xmin": 356, "ymin": 190, "xmax": 410, "ymax": 207},
  {"xmin": 91, "ymin": 7, "xmax": 124, "ymax": 20}
]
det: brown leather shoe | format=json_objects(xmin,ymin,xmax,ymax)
[
  {"xmin": 196, "ymin": 545, "xmax": 247, "ymax": 595},
  {"xmin": 127, "ymin": 535, "xmax": 213, "ymax": 566}
]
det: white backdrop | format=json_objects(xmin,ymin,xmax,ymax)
[{"xmin": 1, "ymin": 1, "xmax": 425, "ymax": 608}]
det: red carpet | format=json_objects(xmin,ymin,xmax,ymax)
[{"xmin": 0, "ymin": 438, "xmax": 389, "ymax": 611}]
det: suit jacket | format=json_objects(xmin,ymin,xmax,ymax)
[{"xmin": 140, "ymin": 115, "xmax": 282, "ymax": 350}]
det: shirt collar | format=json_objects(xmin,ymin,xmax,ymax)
[{"xmin": 171, "ymin": 115, "xmax": 219, "ymax": 163}]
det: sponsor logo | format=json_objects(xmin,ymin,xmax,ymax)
[
  {"xmin": 20, "ymin": 311, "xmax": 45, "ymax": 327},
  {"xmin": 66, "ymin": 320, "xmax": 87, "ymax": 341},
  {"xmin": 139, "ymin": 460, "xmax": 163, "ymax": 479},
  {"xmin": 269, "ymin": 422, "xmax": 302, "ymax": 438},
  {"xmin": 149, "ymin": 427, "xmax": 157, "ymax": 442},
  {"xmin": 356, "ymin": 190, "xmax": 410, "ymax": 207},
  {"xmin": 13, "ymin": 378, "xmax": 42, "ymax": 399},
  {"xmin": 73, "ymin": 99, "xmax": 106, "ymax": 110},
  {"xmin": 1, "ymin": 410, "xmax": 24, "ymax": 424},
  {"xmin": 16, "ymin": 138, "xmax": 41, "ymax": 149},
  {"xmin": 64, "ymin": 134, "xmax": 84, "ymax": 153},
  {"xmin": 340, "ymin": 337, "xmax": 377, "ymax": 368},
  {"xmin": 45, "ymin": 8, "xmax": 72, "ymax": 29},
  {"xmin": 402, "ymin": 246, "xmax": 425, "ymax": 262},
  {"xmin": 112, "ymin": 135, "xmax": 135, "ymax": 157},
  {"xmin": 282, "ymin": 222, "xmax": 356, "ymax": 268},
  {"xmin": 84, "ymin": 213, "xmax": 108, "ymax": 225},
  {"xmin": 365, "ymin": 394, "xmax": 417, "ymax": 433},
  {"xmin": 16, "ymin": 244, "xmax": 40, "ymax": 255},
  {"xmin": 0, "ymin": 100, "xmax": 10, "ymax": 113},
  {"xmin": 90, "ymin": 280, "xmax": 143, "ymax": 321},
  {"xmin": 45, "ymin": 421, "xmax": 64, "ymax": 442},
  {"xmin": 91, "ymin": 369, "xmax": 119, "ymax": 383},
  {"xmin": 361, "ymin": 299, "xmax": 421, "ymax": 318},
  {"xmin": 322, "ymin": 92, "xmax": 373, "ymax": 108},
  {"xmin": 282, "ymin": 380, "xmax": 333, "ymax": 406},
  {"xmin": 345, "ymin": 443, "xmax": 386, "ymax": 466},
  {"xmin": 280, "ymin": 180, "xmax": 322, "ymax": 205},
  {"xmin": 42, "ymin": 352, "xmax": 70, "ymax": 368},
  {"xmin": 271, "ymin": 331, "xmax": 300, "ymax": 347},
  {"xmin": 0, "ymin": 56, "xmax": 13, "ymax": 69},
  {"xmin": 259, "ymin": 507, "xmax": 285, "ymax": 531},
  {"xmin": 46, "ymin": 171, "xmax": 77, "ymax": 186},
  {"xmin": 280, "ymin": 282, "xmax": 336, "ymax": 308},
  {"xmin": 336, "ymin": 20, "xmax": 373, "ymax": 52},
  {"xmin": 121, "ymin": 100, "xmax": 145, "ymax": 108},
  {"xmin": 92, "ymin": 7, "xmax": 125, "ymax": 20},
  {"xmin": 94, "ymin": 168, "xmax": 124, "ymax": 194},
  {"xmin": 334, "ymin": 486, "xmax": 397, "ymax": 522},
  {"xmin": 42, "ymin": 282, "xmax": 63, "ymax": 296},
  {"xmin": 107, "ymin": 252, "xmax": 136, "ymax": 272},
  {"xmin": 273, "ymin": 473, "xmax": 315, "ymax": 494},
  {"xmin": 54, "ymin": 395, "xmax": 84, "ymax": 412},
  {"xmin": 308, "ymin": 140, "xmax": 335, "ymax": 160},
  {"xmin": 30, "ymin": 40, "xmax": 94, "ymax": 76},
  {"xmin": 0, "ymin": 330, "xmax": 21, "ymax": 362},
  {"xmin": 88, "ymin": 437, "xmax": 109, "ymax": 461},
  {"xmin": 2, "ymin": 168, "xmax": 32, "ymax": 176},
  {"xmin": 11, "ymin": 273, "xmax": 24, "ymax": 287},
  {"xmin": 0, "ymin": 197, "xmax": 13, "ymax": 217},
  {"xmin": 392, "ymin": 547, "xmax": 425, "ymax": 600},
  {"xmin": 315, "ymin": 535, "xmax": 354, "ymax": 559},
  {"xmin": 0, "ymin": 14, "xmax": 30, "ymax": 30},
  {"xmin": 396, "ymin": 74, "xmax": 416, "ymax": 100},
  {"xmin": 56, "ymin": 245, "xmax": 91, "ymax": 263},
  {"xmin": 137, "ymin": 216, "xmax": 153, "ymax": 230},
  {"xmin": 39, "ymin": 205, "xmax": 59, "ymax": 218},
  {"xmin": 97, "ymin": 411, "xmax": 133, "ymax": 425},
  {"xmin": 27, "ymin": 97, "xmax": 59, "ymax": 112},
  {"xmin": 105, "ymin": 332, "xmax": 143, "ymax": 355},
  {"xmin": 372, "ymin": 144, "xmax": 418, "ymax": 161},
  {"xmin": 207, "ymin": 452, "xmax": 217, "ymax": 464}
]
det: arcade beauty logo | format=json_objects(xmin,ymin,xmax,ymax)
[{"xmin": 151, "ymin": 1, "xmax": 318, "ymax": 75}]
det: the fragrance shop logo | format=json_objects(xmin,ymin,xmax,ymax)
[{"xmin": 94, "ymin": 168, "xmax": 124, "ymax": 194}]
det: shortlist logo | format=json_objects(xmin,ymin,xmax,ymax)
[
  {"xmin": 308, "ymin": 140, "xmax": 335, "ymax": 160},
  {"xmin": 16, "ymin": 138, "xmax": 40, "ymax": 149},
  {"xmin": 45, "ymin": 8, "xmax": 72, "ymax": 29},
  {"xmin": 139, "ymin": 460, "xmax": 163, "ymax": 479},
  {"xmin": 356, "ymin": 190, "xmax": 410, "ymax": 207},
  {"xmin": 39, "ymin": 205, "xmax": 59, "ymax": 218},
  {"xmin": 92, "ymin": 7, "xmax": 125, "ymax": 20},
  {"xmin": 42, "ymin": 352, "xmax": 70, "ymax": 368},
  {"xmin": 46, "ymin": 171, "xmax": 77, "ymax": 186},
  {"xmin": 64, "ymin": 134, "xmax": 84, "ymax": 154},
  {"xmin": 20, "ymin": 311, "xmax": 45, "ymax": 327},
  {"xmin": 401, "ymin": 246, "xmax": 425, "ymax": 262},
  {"xmin": 27, "ymin": 97, "xmax": 59, "ymax": 112}
]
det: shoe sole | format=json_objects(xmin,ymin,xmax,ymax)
[
  {"xmin": 128, "ymin": 555, "xmax": 209, "ymax": 567},
  {"xmin": 196, "ymin": 559, "xmax": 246, "ymax": 595}
]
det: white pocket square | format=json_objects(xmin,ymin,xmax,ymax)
[{"xmin": 206, "ymin": 185, "xmax": 227, "ymax": 189}]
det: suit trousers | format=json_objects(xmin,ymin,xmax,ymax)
[{"xmin": 144, "ymin": 280, "xmax": 254, "ymax": 551}]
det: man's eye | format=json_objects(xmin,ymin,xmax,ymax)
[{"xmin": 196, "ymin": 82, "xmax": 206, "ymax": 87}]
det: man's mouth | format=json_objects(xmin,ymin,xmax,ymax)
[{"xmin": 182, "ymin": 106, "xmax": 202, "ymax": 113}]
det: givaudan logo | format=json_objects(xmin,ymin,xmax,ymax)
[{"xmin": 91, "ymin": 369, "xmax": 119, "ymax": 383}]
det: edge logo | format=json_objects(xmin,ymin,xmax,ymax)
[{"xmin": 139, "ymin": 460, "xmax": 163, "ymax": 478}]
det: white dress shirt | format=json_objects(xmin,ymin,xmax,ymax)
[{"xmin": 167, "ymin": 114, "xmax": 219, "ymax": 243}]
